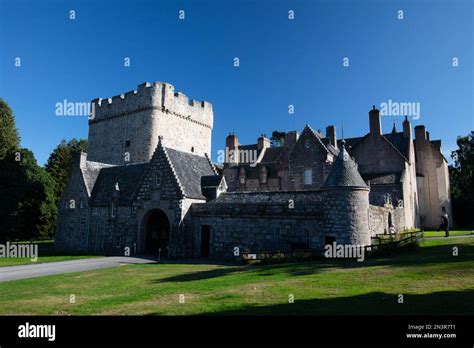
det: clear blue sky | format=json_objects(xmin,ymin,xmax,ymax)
[{"xmin": 1, "ymin": 0, "xmax": 472, "ymax": 165}]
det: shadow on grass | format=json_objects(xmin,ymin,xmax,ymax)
[
  {"xmin": 190, "ymin": 289, "xmax": 474, "ymax": 316},
  {"xmin": 151, "ymin": 241, "xmax": 474, "ymax": 283}
]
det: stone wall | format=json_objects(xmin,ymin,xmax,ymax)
[
  {"xmin": 368, "ymin": 205, "xmax": 406, "ymax": 236},
  {"xmin": 87, "ymin": 82, "xmax": 213, "ymax": 166},
  {"xmin": 55, "ymin": 154, "xmax": 91, "ymax": 253},
  {"xmin": 320, "ymin": 188, "xmax": 371, "ymax": 245},
  {"xmin": 192, "ymin": 190, "xmax": 375, "ymax": 260}
]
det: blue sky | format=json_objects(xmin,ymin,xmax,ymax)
[{"xmin": 0, "ymin": 0, "xmax": 472, "ymax": 165}]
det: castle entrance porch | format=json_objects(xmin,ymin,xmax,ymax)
[{"xmin": 143, "ymin": 209, "xmax": 170, "ymax": 256}]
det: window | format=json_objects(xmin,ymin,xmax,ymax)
[
  {"xmin": 191, "ymin": 146, "xmax": 194, "ymax": 153},
  {"xmin": 111, "ymin": 202, "xmax": 116, "ymax": 218},
  {"xmin": 305, "ymin": 139, "xmax": 311, "ymax": 148},
  {"xmin": 92, "ymin": 207, "xmax": 98, "ymax": 215},
  {"xmin": 80, "ymin": 200, "xmax": 84, "ymax": 209},
  {"xmin": 155, "ymin": 171, "xmax": 162, "ymax": 187},
  {"xmin": 116, "ymin": 236, "xmax": 121, "ymax": 247},
  {"xmin": 303, "ymin": 169, "xmax": 312, "ymax": 185},
  {"xmin": 125, "ymin": 140, "xmax": 130, "ymax": 148}
]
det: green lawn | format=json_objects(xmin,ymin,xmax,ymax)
[
  {"xmin": 423, "ymin": 230, "xmax": 473, "ymax": 238},
  {"xmin": 0, "ymin": 255, "xmax": 99, "ymax": 267},
  {"xmin": 0, "ymin": 237, "xmax": 472, "ymax": 315}
]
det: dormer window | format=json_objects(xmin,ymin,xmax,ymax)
[{"xmin": 305, "ymin": 139, "xmax": 311, "ymax": 149}]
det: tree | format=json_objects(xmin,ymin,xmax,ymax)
[
  {"xmin": 45, "ymin": 138, "xmax": 88, "ymax": 207},
  {"xmin": 0, "ymin": 98, "xmax": 21, "ymax": 159},
  {"xmin": 0, "ymin": 149, "xmax": 57, "ymax": 241},
  {"xmin": 449, "ymin": 131, "xmax": 474, "ymax": 228},
  {"xmin": 270, "ymin": 131, "xmax": 287, "ymax": 147}
]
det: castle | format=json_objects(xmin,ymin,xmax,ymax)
[{"xmin": 55, "ymin": 82, "xmax": 452, "ymax": 259}]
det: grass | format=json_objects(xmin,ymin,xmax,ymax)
[
  {"xmin": 423, "ymin": 230, "xmax": 473, "ymax": 238},
  {"xmin": 0, "ymin": 237, "xmax": 472, "ymax": 315},
  {"xmin": 0, "ymin": 255, "xmax": 99, "ymax": 267}
]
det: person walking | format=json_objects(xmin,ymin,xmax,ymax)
[{"xmin": 437, "ymin": 213, "xmax": 449, "ymax": 237}]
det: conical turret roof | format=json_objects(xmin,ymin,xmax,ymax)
[{"xmin": 322, "ymin": 140, "xmax": 368, "ymax": 189}]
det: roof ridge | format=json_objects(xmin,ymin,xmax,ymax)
[
  {"xmin": 304, "ymin": 125, "xmax": 330, "ymax": 153},
  {"xmin": 160, "ymin": 145, "xmax": 186, "ymax": 198},
  {"xmin": 204, "ymin": 152, "xmax": 219, "ymax": 175}
]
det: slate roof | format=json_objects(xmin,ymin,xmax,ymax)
[
  {"xmin": 165, "ymin": 147, "xmax": 217, "ymax": 199},
  {"xmin": 90, "ymin": 163, "xmax": 148, "ymax": 206},
  {"xmin": 337, "ymin": 137, "xmax": 364, "ymax": 150},
  {"xmin": 339, "ymin": 132, "xmax": 410, "ymax": 161},
  {"xmin": 383, "ymin": 132, "xmax": 410, "ymax": 159},
  {"xmin": 322, "ymin": 142, "xmax": 368, "ymax": 189},
  {"xmin": 81, "ymin": 160, "xmax": 114, "ymax": 196},
  {"xmin": 260, "ymin": 147, "xmax": 284, "ymax": 163},
  {"xmin": 201, "ymin": 175, "xmax": 223, "ymax": 188},
  {"xmin": 363, "ymin": 172, "xmax": 402, "ymax": 185}
]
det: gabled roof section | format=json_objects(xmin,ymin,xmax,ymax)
[
  {"xmin": 164, "ymin": 147, "xmax": 217, "ymax": 199},
  {"xmin": 382, "ymin": 132, "xmax": 409, "ymax": 160},
  {"xmin": 81, "ymin": 160, "xmax": 114, "ymax": 196},
  {"xmin": 300, "ymin": 125, "xmax": 340, "ymax": 157},
  {"xmin": 322, "ymin": 141, "xmax": 368, "ymax": 189},
  {"xmin": 260, "ymin": 147, "xmax": 284, "ymax": 163},
  {"xmin": 90, "ymin": 163, "xmax": 149, "ymax": 206}
]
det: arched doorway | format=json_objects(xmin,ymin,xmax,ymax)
[{"xmin": 144, "ymin": 209, "xmax": 170, "ymax": 256}]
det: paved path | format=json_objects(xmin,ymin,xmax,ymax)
[{"xmin": 0, "ymin": 256, "xmax": 157, "ymax": 283}]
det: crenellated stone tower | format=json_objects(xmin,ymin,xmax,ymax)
[{"xmin": 87, "ymin": 82, "xmax": 213, "ymax": 165}]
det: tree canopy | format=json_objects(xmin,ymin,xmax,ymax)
[
  {"xmin": 449, "ymin": 131, "xmax": 474, "ymax": 228},
  {"xmin": 0, "ymin": 98, "xmax": 21, "ymax": 159}
]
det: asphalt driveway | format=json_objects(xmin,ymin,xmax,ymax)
[{"xmin": 0, "ymin": 256, "xmax": 157, "ymax": 282}]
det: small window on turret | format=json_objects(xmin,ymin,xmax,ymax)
[
  {"xmin": 191, "ymin": 147, "xmax": 194, "ymax": 153},
  {"xmin": 305, "ymin": 139, "xmax": 311, "ymax": 148}
]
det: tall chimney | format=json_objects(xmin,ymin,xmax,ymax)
[
  {"xmin": 414, "ymin": 125, "xmax": 427, "ymax": 141},
  {"xmin": 326, "ymin": 125, "xmax": 337, "ymax": 149},
  {"xmin": 369, "ymin": 105, "xmax": 381, "ymax": 136},
  {"xmin": 225, "ymin": 132, "xmax": 239, "ymax": 164},
  {"xmin": 257, "ymin": 134, "xmax": 270, "ymax": 152},
  {"xmin": 402, "ymin": 116, "xmax": 411, "ymax": 139}
]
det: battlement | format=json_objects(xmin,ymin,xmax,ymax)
[{"xmin": 89, "ymin": 81, "xmax": 213, "ymax": 127}]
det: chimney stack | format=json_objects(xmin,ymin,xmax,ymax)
[
  {"xmin": 402, "ymin": 116, "xmax": 412, "ymax": 139},
  {"xmin": 257, "ymin": 134, "xmax": 270, "ymax": 152},
  {"xmin": 414, "ymin": 125, "xmax": 427, "ymax": 141},
  {"xmin": 225, "ymin": 132, "xmax": 239, "ymax": 164},
  {"xmin": 369, "ymin": 105, "xmax": 382, "ymax": 136},
  {"xmin": 326, "ymin": 125, "xmax": 337, "ymax": 149}
]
